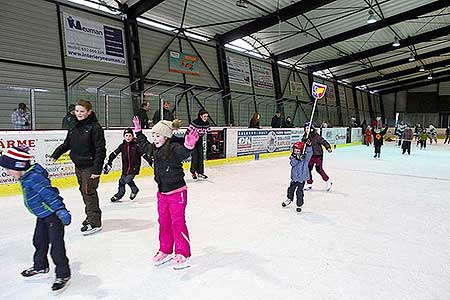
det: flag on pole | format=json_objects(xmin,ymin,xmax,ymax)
[{"xmin": 311, "ymin": 82, "xmax": 327, "ymax": 100}]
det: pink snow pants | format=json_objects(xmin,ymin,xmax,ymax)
[{"xmin": 157, "ymin": 189, "xmax": 191, "ymax": 257}]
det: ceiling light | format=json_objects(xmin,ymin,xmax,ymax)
[
  {"xmin": 236, "ymin": 0, "xmax": 248, "ymax": 8},
  {"xmin": 392, "ymin": 36, "xmax": 400, "ymax": 47},
  {"xmin": 419, "ymin": 65, "xmax": 425, "ymax": 72},
  {"xmin": 427, "ymin": 73, "xmax": 433, "ymax": 80},
  {"xmin": 367, "ymin": 10, "xmax": 377, "ymax": 24},
  {"xmin": 408, "ymin": 54, "xmax": 415, "ymax": 62}
]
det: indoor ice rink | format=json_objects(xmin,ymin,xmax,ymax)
[{"xmin": 1, "ymin": 0, "xmax": 450, "ymax": 299}]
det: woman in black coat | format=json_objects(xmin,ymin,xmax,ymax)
[{"xmin": 189, "ymin": 109, "xmax": 211, "ymax": 180}]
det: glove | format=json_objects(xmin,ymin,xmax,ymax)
[
  {"xmin": 184, "ymin": 127, "xmax": 200, "ymax": 150},
  {"xmin": 299, "ymin": 154, "xmax": 306, "ymax": 160},
  {"xmin": 133, "ymin": 116, "xmax": 142, "ymax": 133},
  {"xmin": 103, "ymin": 163, "xmax": 112, "ymax": 174},
  {"xmin": 56, "ymin": 209, "xmax": 71, "ymax": 226}
]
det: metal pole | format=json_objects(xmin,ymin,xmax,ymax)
[
  {"xmin": 174, "ymin": 86, "xmax": 196, "ymax": 118},
  {"xmin": 96, "ymin": 76, "xmax": 118, "ymax": 113},
  {"xmin": 30, "ymin": 89, "xmax": 36, "ymax": 130},
  {"xmin": 303, "ymin": 97, "xmax": 319, "ymax": 153},
  {"xmin": 105, "ymin": 95, "xmax": 110, "ymax": 130}
]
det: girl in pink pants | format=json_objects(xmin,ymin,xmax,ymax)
[{"xmin": 133, "ymin": 117, "xmax": 199, "ymax": 269}]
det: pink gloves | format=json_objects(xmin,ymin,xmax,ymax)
[
  {"xmin": 184, "ymin": 127, "xmax": 200, "ymax": 150},
  {"xmin": 133, "ymin": 116, "xmax": 142, "ymax": 133}
]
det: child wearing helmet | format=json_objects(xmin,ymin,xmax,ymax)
[{"xmin": 281, "ymin": 141, "xmax": 313, "ymax": 212}]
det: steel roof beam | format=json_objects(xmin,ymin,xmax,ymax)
[
  {"xmin": 218, "ymin": 0, "xmax": 337, "ymax": 44},
  {"xmin": 380, "ymin": 72, "xmax": 450, "ymax": 94},
  {"xmin": 127, "ymin": 0, "xmax": 167, "ymax": 18},
  {"xmin": 353, "ymin": 57, "xmax": 450, "ymax": 86},
  {"xmin": 336, "ymin": 45, "xmax": 450, "ymax": 80},
  {"xmin": 374, "ymin": 69, "xmax": 450, "ymax": 91},
  {"xmin": 310, "ymin": 24, "xmax": 450, "ymax": 72},
  {"xmin": 276, "ymin": 0, "xmax": 450, "ymax": 61}
]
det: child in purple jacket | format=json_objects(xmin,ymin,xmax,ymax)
[{"xmin": 282, "ymin": 142, "xmax": 313, "ymax": 212}]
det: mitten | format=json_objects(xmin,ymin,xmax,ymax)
[
  {"xmin": 184, "ymin": 128, "xmax": 200, "ymax": 150},
  {"xmin": 133, "ymin": 116, "xmax": 141, "ymax": 133},
  {"xmin": 103, "ymin": 163, "xmax": 112, "ymax": 174},
  {"xmin": 56, "ymin": 209, "xmax": 72, "ymax": 226}
]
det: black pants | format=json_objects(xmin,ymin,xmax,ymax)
[
  {"xmin": 115, "ymin": 174, "xmax": 138, "ymax": 199},
  {"xmin": 420, "ymin": 140, "xmax": 426, "ymax": 149},
  {"xmin": 287, "ymin": 181, "xmax": 305, "ymax": 207},
  {"xmin": 75, "ymin": 167, "xmax": 101, "ymax": 227},
  {"xmin": 402, "ymin": 141, "xmax": 411, "ymax": 155},
  {"xmin": 33, "ymin": 214, "xmax": 70, "ymax": 278},
  {"xmin": 397, "ymin": 137, "xmax": 402, "ymax": 146},
  {"xmin": 374, "ymin": 145, "xmax": 382, "ymax": 154},
  {"xmin": 445, "ymin": 135, "xmax": 450, "ymax": 144},
  {"xmin": 190, "ymin": 142, "xmax": 204, "ymax": 174}
]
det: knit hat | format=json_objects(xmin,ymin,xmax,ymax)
[
  {"xmin": 0, "ymin": 146, "xmax": 32, "ymax": 171},
  {"xmin": 123, "ymin": 128, "xmax": 134, "ymax": 136},
  {"xmin": 151, "ymin": 119, "xmax": 182, "ymax": 138}
]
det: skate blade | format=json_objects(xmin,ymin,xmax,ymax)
[
  {"xmin": 154, "ymin": 256, "xmax": 173, "ymax": 267},
  {"xmin": 23, "ymin": 273, "xmax": 50, "ymax": 281},
  {"xmin": 82, "ymin": 227, "xmax": 102, "ymax": 236},
  {"xmin": 51, "ymin": 280, "xmax": 70, "ymax": 295},
  {"xmin": 173, "ymin": 263, "xmax": 191, "ymax": 270}
]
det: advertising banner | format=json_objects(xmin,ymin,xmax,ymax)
[
  {"xmin": 169, "ymin": 51, "xmax": 200, "ymax": 76},
  {"xmin": 289, "ymin": 81, "xmax": 305, "ymax": 97},
  {"xmin": 251, "ymin": 63, "xmax": 273, "ymax": 90},
  {"xmin": 227, "ymin": 56, "xmax": 251, "ymax": 86},
  {"xmin": 63, "ymin": 13, "xmax": 126, "ymax": 65},
  {"xmin": 321, "ymin": 128, "xmax": 347, "ymax": 145}
]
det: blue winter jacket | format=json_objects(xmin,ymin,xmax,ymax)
[
  {"xmin": 19, "ymin": 163, "xmax": 66, "ymax": 218},
  {"xmin": 290, "ymin": 146, "xmax": 313, "ymax": 182}
]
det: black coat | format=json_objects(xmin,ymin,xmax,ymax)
[
  {"xmin": 136, "ymin": 131, "xmax": 192, "ymax": 193},
  {"xmin": 152, "ymin": 108, "xmax": 174, "ymax": 125},
  {"xmin": 107, "ymin": 139, "xmax": 153, "ymax": 175},
  {"xmin": 372, "ymin": 127, "xmax": 388, "ymax": 147},
  {"xmin": 52, "ymin": 113, "xmax": 106, "ymax": 174},
  {"xmin": 136, "ymin": 108, "xmax": 150, "ymax": 129},
  {"xmin": 249, "ymin": 119, "xmax": 260, "ymax": 129},
  {"xmin": 62, "ymin": 113, "xmax": 76, "ymax": 129},
  {"xmin": 271, "ymin": 115, "xmax": 283, "ymax": 128}
]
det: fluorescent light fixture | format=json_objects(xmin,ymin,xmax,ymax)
[
  {"xmin": 419, "ymin": 65, "xmax": 425, "ymax": 72},
  {"xmin": 408, "ymin": 54, "xmax": 415, "ymax": 62},
  {"xmin": 427, "ymin": 74, "xmax": 433, "ymax": 80},
  {"xmin": 367, "ymin": 10, "xmax": 377, "ymax": 24},
  {"xmin": 392, "ymin": 36, "xmax": 400, "ymax": 47},
  {"xmin": 236, "ymin": 0, "xmax": 248, "ymax": 8}
]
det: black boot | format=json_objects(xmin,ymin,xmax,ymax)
[{"xmin": 52, "ymin": 277, "xmax": 70, "ymax": 292}]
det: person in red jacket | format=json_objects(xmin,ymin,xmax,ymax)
[
  {"xmin": 103, "ymin": 128, "xmax": 153, "ymax": 202},
  {"xmin": 303, "ymin": 123, "xmax": 333, "ymax": 191}
]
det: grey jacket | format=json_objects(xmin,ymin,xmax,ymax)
[{"xmin": 290, "ymin": 146, "xmax": 313, "ymax": 182}]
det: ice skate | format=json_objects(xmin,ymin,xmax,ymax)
[
  {"xmin": 191, "ymin": 172, "xmax": 198, "ymax": 181},
  {"xmin": 51, "ymin": 277, "xmax": 70, "ymax": 294},
  {"xmin": 172, "ymin": 254, "xmax": 190, "ymax": 270},
  {"xmin": 281, "ymin": 198, "xmax": 292, "ymax": 207},
  {"xmin": 81, "ymin": 224, "xmax": 102, "ymax": 236},
  {"xmin": 130, "ymin": 189, "xmax": 139, "ymax": 200},
  {"xmin": 197, "ymin": 173, "xmax": 208, "ymax": 180},
  {"xmin": 325, "ymin": 180, "xmax": 333, "ymax": 192},
  {"xmin": 304, "ymin": 184, "xmax": 312, "ymax": 190},
  {"xmin": 21, "ymin": 267, "xmax": 49, "ymax": 278},
  {"xmin": 111, "ymin": 196, "xmax": 121, "ymax": 202},
  {"xmin": 153, "ymin": 251, "xmax": 172, "ymax": 267}
]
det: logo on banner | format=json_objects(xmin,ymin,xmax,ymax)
[
  {"xmin": 312, "ymin": 82, "xmax": 327, "ymax": 100},
  {"xmin": 66, "ymin": 16, "xmax": 103, "ymax": 36}
]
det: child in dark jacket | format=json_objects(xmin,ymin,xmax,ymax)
[
  {"xmin": 372, "ymin": 125, "xmax": 388, "ymax": 158},
  {"xmin": 0, "ymin": 146, "xmax": 71, "ymax": 293},
  {"xmin": 282, "ymin": 142, "xmax": 313, "ymax": 212},
  {"xmin": 133, "ymin": 116, "xmax": 200, "ymax": 270},
  {"xmin": 103, "ymin": 128, "xmax": 153, "ymax": 202},
  {"xmin": 189, "ymin": 109, "xmax": 211, "ymax": 180}
]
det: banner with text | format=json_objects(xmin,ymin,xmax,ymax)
[
  {"xmin": 251, "ymin": 63, "xmax": 273, "ymax": 90},
  {"xmin": 236, "ymin": 129, "xmax": 305, "ymax": 156},
  {"xmin": 63, "ymin": 13, "xmax": 126, "ymax": 65},
  {"xmin": 227, "ymin": 56, "xmax": 251, "ymax": 86}
]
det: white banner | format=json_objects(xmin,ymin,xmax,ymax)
[
  {"xmin": 63, "ymin": 13, "xmax": 126, "ymax": 65},
  {"xmin": 226, "ymin": 56, "xmax": 251, "ymax": 86},
  {"xmin": 321, "ymin": 128, "xmax": 347, "ymax": 145},
  {"xmin": 251, "ymin": 63, "xmax": 273, "ymax": 90}
]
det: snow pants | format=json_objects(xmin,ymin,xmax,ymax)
[{"xmin": 307, "ymin": 155, "xmax": 329, "ymax": 184}]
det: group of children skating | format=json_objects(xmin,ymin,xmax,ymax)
[{"xmin": 0, "ymin": 100, "xmax": 211, "ymax": 293}]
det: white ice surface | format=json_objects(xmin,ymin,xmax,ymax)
[{"xmin": 1, "ymin": 143, "xmax": 450, "ymax": 300}]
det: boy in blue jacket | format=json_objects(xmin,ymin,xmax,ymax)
[
  {"xmin": 281, "ymin": 142, "xmax": 313, "ymax": 212},
  {"xmin": 0, "ymin": 146, "xmax": 71, "ymax": 293}
]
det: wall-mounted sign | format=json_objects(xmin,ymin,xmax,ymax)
[
  {"xmin": 63, "ymin": 13, "xmax": 126, "ymax": 65},
  {"xmin": 169, "ymin": 51, "xmax": 200, "ymax": 76},
  {"xmin": 227, "ymin": 56, "xmax": 251, "ymax": 86}
]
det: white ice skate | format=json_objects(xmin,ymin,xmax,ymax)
[
  {"xmin": 172, "ymin": 255, "xmax": 191, "ymax": 270},
  {"xmin": 281, "ymin": 199, "xmax": 292, "ymax": 207},
  {"xmin": 153, "ymin": 251, "xmax": 173, "ymax": 267},
  {"xmin": 325, "ymin": 180, "xmax": 333, "ymax": 192},
  {"xmin": 304, "ymin": 184, "xmax": 312, "ymax": 191}
]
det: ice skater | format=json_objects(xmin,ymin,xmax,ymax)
[
  {"xmin": 133, "ymin": 116, "xmax": 200, "ymax": 269},
  {"xmin": 372, "ymin": 124, "xmax": 388, "ymax": 158},
  {"xmin": 415, "ymin": 124, "xmax": 423, "ymax": 147},
  {"xmin": 395, "ymin": 121, "xmax": 407, "ymax": 147},
  {"xmin": 365, "ymin": 126, "xmax": 372, "ymax": 146},
  {"xmin": 444, "ymin": 126, "xmax": 450, "ymax": 144},
  {"xmin": 189, "ymin": 109, "xmax": 211, "ymax": 180},
  {"xmin": 282, "ymin": 141, "xmax": 313, "ymax": 212},
  {"xmin": 401, "ymin": 125, "xmax": 414, "ymax": 155},
  {"xmin": 428, "ymin": 125, "xmax": 438, "ymax": 144},
  {"xmin": 0, "ymin": 146, "xmax": 71, "ymax": 293},
  {"xmin": 419, "ymin": 129, "xmax": 427, "ymax": 149},
  {"xmin": 103, "ymin": 128, "xmax": 153, "ymax": 202},
  {"xmin": 302, "ymin": 123, "xmax": 333, "ymax": 191}
]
